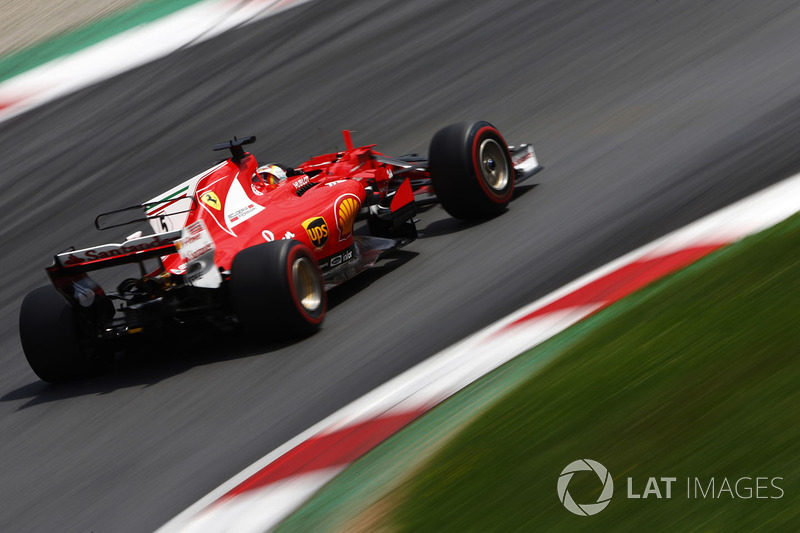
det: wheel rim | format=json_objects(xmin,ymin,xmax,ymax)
[
  {"xmin": 291, "ymin": 256, "xmax": 322, "ymax": 313},
  {"xmin": 478, "ymin": 138, "xmax": 510, "ymax": 192}
]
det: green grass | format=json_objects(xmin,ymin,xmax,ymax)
[
  {"xmin": 385, "ymin": 215, "xmax": 800, "ymax": 532},
  {"xmin": 277, "ymin": 213, "xmax": 800, "ymax": 532}
]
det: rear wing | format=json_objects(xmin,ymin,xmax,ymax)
[{"xmin": 46, "ymin": 230, "xmax": 182, "ymax": 275}]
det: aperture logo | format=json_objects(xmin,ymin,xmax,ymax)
[{"xmin": 558, "ymin": 459, "xmax": 614, "ymax": 516}]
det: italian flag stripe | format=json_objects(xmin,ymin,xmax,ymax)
[{"xmin": 146, "ymin": 186, "xmax": 190, "ymax": 215}]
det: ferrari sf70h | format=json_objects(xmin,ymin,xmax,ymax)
[{"xmin": 19, "ymin": 121, "xmax": 541, "ymax": 382}]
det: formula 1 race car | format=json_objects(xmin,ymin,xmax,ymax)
[{"xmin": 19, "ymin": 121, "xmax": 541, "ymax": 383}]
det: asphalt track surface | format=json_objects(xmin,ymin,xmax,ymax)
[{"xmin": 3, "ymin": 1, "xmax": 800, "ymax": 531}]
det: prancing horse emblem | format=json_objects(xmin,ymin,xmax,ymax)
[{"xmin": 201, "ymin": 191, "xmax": 221, "ymax": 210}]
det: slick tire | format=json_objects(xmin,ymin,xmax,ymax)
[
  {"xmin": 19, "ymin": 286, "xmax": 90, "ymax": 383},
  {"xmin": 429, "ymin": 120, "xmax": 514, "ymax": 220},
  {"xmin": 230, "ymin": 240, "xmax": 326, "ymax": 336}
]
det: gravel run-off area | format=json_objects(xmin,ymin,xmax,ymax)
[{"xmin": 0, "ymin": 0, "xmax": 147, "ymax": 57}]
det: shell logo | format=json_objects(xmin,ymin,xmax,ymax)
[{"xmin": 335, "ymin": 194, "xmax": 361, "ymax": 241}]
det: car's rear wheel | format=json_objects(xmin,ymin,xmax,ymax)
[
  {"xmin": 230, "ymin": 240, "xmax": 326, "ymax": 336},
  {"xmin": 429, "ymin": 120, "xmax": 514, "ymax": 220},
  {"xmin": 19, "ymin": 286, "xmax": 91, "ymax": 383}
]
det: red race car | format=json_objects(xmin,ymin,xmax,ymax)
[{"xmin": 19, "ymin": 121, "xmax": 541, "ymax": 382}]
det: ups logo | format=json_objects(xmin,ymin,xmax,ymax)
[{"xmin": 302, "ymin": 217, "xmax": 329, "ymax": 249}]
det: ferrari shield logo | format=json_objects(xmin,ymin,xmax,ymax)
[
  {"xmin": 302, "ymin": 217, "xmax": 329, "ymax": 249},
  {"xmin": 200, "ymin": 191, "xmax": 221, "ymax": 210}
]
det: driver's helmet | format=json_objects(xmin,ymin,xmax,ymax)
[{"xmin": 257, "ymin": 164, "xmax": 287, "ymax": 186}]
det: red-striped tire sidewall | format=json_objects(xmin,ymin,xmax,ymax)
[
  {"xmin": 471, "ymin": 125, "xmax": 514, "ymax": 204},
  {"xmin": 285, "ymin": 243, "xmax": 326, "ymax": 325}
]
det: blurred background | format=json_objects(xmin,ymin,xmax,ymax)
[
  {"xmin": 1, "ymin": 0, "xmax": 799, "ymax": 531},
  {"xmin": 0, "ymin": 0, "xmax": 142, "ymax": 56}
]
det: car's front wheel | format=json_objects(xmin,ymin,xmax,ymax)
[
  {"xmin": 230, "ymin": 240, "xmax": 326, "ymax": 337},
  {"xmin": 429, "ymin": 120, "xmax": 514, "ymax": 220}
]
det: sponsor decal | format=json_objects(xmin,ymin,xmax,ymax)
[
  {"xmin": 221, "ymin": 177, "xmax": 265, "ymax": 232},
  {"xmin": 334, "ymin": 193, "xmax": 361, "ymax": 241},
  {"xmin": 227, "ymin": 203, "xmax": 258, "ymax": 226},
  {"xmin": 176, "ymin": 222, "xmax": 214, "ymax": 262},
  {"xmin": 201, "ymin": 191, "xmax": 221, "ymax": 210},
  {"xmin": 511, "ymin": 145, "xmax": 538, "ymax": 172},
  {"xmin": 186, "ymin": 222, "xmax": 204, "ymax": 236},
  {"xmin": 65, "ymin": 234, "xmax": 177, "ymax": 263},
  {"xmin": 64, "ymin": 254, "xmax": 83, "ymax": 266},
  {"xmin": 513, "ymin": 151, "xmax": 533, "ymax": 166},
  {"xmin": 263, "ymin": 230, "xmax": 296, "ymax": 242},
  {"xmin": 319, "ymin": 246, "xmax": 355, "ymax": 270},
  {"xmin": 182, "ymin": 245, "xmax": 213, "ymax": 263},
  {"xmin": 176, "ymin": 221, "xmax": 221, "ymax": 288},
  {"xmin": 324, "ymin": 180, "xmax": 347, "ymax": 187},
  {"xmin": 171, "ymin": 264, "xmax": 188, "ymax": 275},
  {"xmin": 293, "ymin": 176, "xmax": 310, "ymax": 189},
  {"xmin": 302, "ymin": 217, "xmax": 329, "ymax": 249}
]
